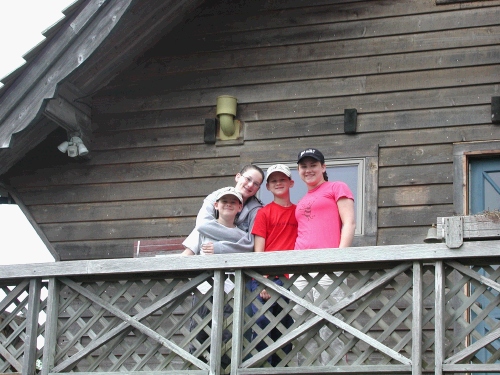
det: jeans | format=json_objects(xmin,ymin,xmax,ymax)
[{"xmin": 249, "ymin": 277, "xmax": 294, "ymax": 367}]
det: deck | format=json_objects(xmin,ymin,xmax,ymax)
[{"xmin": 1, "ymin": 216, "xmax": 500, "ymax": 375}]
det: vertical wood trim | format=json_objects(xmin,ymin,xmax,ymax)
[
  {"xmin": 435, "ymin": 261, "xmax": 445, "ymax": 375},
  {"xmin": 210, "ymin": 271, "xmax": 224, "ymax": 375},
  {"xmin": 41, "ymin": 278, "xmax": 60, "ymax": 375},
  {"xmin": 23, "ymin": 278, "xmax": 42, "ymax": 375},
  {"xmin": 444, "ymin": 216, "xmax": 463, "ymax": 248},
  {"xmin": 231, "ymin": 270, "xmax": 244, "ymax": 374},
  {"xmin": 412, "ymin": 261, "xmax": 423, "ymax": 375}
]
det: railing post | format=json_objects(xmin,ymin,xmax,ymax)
[
  {"xmin": 412, "ymin": 261, "xmax": 423, "ymax": 375},
  {"xmin": 210, "ymin": 271, "xmax": 224, "ymax": 375},
  {"xmin": 231, "ymin": 270, "xmax": 245, "ymax": 375},
  {"xmin": 435, "ymin": 261, "xmax": 445, "ymax": 375},
  {"xmin": 41, "ymin": 278, "xmax": 59, "ymax": 375},
  {"xmin": 23, "ymin": 278, "xmax": 41, "ymax": 375}
]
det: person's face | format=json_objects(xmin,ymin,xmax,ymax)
[
  {"xmin": 297, "ymin": 157, "xmax": 326, "ymax": 188},
  {"xmin": 235, "ymin": 169, "xmax": 263, "ymax": 200},
  {"xmin": 266, "ymin": 172, "xmax": 294, "ymax": 197},
  {"xmin": 214, "ymin": 195, "xmax": 243, "ymax": 215}
]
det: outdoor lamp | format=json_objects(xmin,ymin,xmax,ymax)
[
  {"xmin": 57, "ymin": 141, "xmax": 69, "ymax": 153},
  {"xmin": 58, "ymin": 136, "xmax": 88, "ymax": 157},
  {"xmin": 216, "ymin": 95, "xmax": 240, "ymax": 140}
]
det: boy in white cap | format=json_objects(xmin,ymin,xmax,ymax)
[
  {"xmin": 250, "ymin": 164, "xmax": 297, "ymax": 366},
  {"xmin": 182, "ymin": 186, "xmax": 244, "ymax": 255}
]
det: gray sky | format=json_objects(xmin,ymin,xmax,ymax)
[{"xmin": 0, "ymin": 0, "xmax": 75, "ymax": 264}]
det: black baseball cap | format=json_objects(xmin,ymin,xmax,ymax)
[{"xmin": 297, "ymin": 148, "xmax": 325, "ymax": 164}]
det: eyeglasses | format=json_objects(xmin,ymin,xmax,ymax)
[{"xmin": 241, "ymin": 175, "xmax": 261, "ymax": 188}]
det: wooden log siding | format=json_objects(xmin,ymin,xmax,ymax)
[
  {"xmin": 1, "ymin": 239, "xmax": 500, "ymax": 374},
  {"xmin": 4, "ymin": 0, "xmax": 500, "ymax": 259}
]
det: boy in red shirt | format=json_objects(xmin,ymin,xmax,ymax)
[{"xmin": 250, "ymin": 164, "xmax": 297, "ymax": 366}]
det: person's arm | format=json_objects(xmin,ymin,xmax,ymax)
[
  {"xmin": 195, "ymin": 191, "xmax": 247, "ymax": 243},
  {"xmin": 337, "ymin": 197, "xmax": 356, "ymax": 248},
  {"xmin": 210, "ymin": 205, "xmax": 260, "ymax": 254},
  {"xmin": 254, "ymin": 235, "xmax": 266, "ymax": 252},
  {"xmin": 181, "ymin": 248, "xmax": 195, "ymax": 256}
]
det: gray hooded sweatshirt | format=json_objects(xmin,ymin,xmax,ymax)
[{"xmin": 194, "ymin": 187, "xmax": 263, "ymax": 254}]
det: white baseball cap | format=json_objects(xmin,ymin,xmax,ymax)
[
  {"xmin": 265, "ymin": 164, "xmax": 292, "ymax": 181},
  {"xmin": 215, "ymin": 186, "xmax": 243, "ymax": 203}
]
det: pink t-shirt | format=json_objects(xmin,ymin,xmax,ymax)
[{"xmin": 294, "ymin": 181, "xmax": 354, "ymax": 250}]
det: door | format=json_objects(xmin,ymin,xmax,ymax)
[{"xmin": 468, "ymin": 157, "xmax": 500, "ymax": 367}]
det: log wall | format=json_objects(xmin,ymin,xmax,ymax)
[{"xmin": 5, "ymin": 0, "xmax": 500, "ymax": 259}]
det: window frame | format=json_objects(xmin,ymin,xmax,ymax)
[
  {"xmin": 453, "ymin": 140, "xmax": 500, "ymax": 215},
  {"xmin": 256, "ymin": 156, "xmax": 378, "ymax": 247}
]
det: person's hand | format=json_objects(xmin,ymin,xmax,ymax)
[
  {"xmin": 201, "ymin": 242, "xmax": 214, "ymax": 254},
  {"xmin": 260, "ymin": 289, "xmax": 271, "ymax": 300}
]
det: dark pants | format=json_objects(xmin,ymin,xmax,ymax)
[
  {"xmin": 188, "ymin": 281, "xmax": 254, "ymax": 368},
  {"xmin": 249, "ymin": 277, "xmax": 293, "ymax": 367}
]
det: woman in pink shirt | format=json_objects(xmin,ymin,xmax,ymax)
[{"xmin": 294, "ymin": 148, "xmax": 355, "ymax": 365}]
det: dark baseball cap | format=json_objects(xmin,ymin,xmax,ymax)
[{"xmin": 297, "ymin": 148, "xmax": 325, "ymax": 164}]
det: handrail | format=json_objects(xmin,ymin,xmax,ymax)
[{"xmin": 0, "ymin": 241, "xmax": 497, "ymax": 279}]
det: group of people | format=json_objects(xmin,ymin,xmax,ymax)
[{"xmin": 181, "ymin": 148, "xmax": 356, "ymax": 366}]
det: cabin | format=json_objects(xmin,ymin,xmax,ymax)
[{"xmin": 0, "ymin": 0, "xmax": 499, "ymax": 374}]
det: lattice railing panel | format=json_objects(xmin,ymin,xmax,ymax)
[
  {"xmin": 53, "ymin": 275, "xmax": 215, "ymax": 372},
  {"xmin": 0, "ymin": 279, "xmax": 47, "ymax": 374},
  {"xmin": 442, "ymin": 261, "xmax": 500, "ymax": 367},
  {"xmin": 240, "ymin": 263, "xmax": 425, "ymax": 370}
]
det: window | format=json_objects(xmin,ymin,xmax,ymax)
[
  {"xmin": 258, "ymin": 158, "xmax": 368, "ymax": 238},
  {"xmin": 453, "ymin": 141, "xmax": 500, "ymax": 215}
]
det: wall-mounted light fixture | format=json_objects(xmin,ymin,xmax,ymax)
[
  {"xmin": 58, "ymin": 136, "xmax": 88, "ymax": 157},
  {"xmin": 216, "ymin": 95, "xmax": 240, "ymax": 140}
]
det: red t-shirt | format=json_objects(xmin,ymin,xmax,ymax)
[{"xmin": 251, "ymin": 202, "xmax": 298, "ymax": 251}]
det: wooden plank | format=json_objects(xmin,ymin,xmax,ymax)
[
  {"xmin": 231, "ymin": 270, "xmax": 244, "ymax": 374},
  {"xmin": 41, "ymin": 278, "xmax": 59, "ymax": 375},
  {"xmin": 170, "ymin": 4, "xmax": 500, "ymax": 52},
  {"xmin": 41, "ymin": 217, "xmax": 196, "ymax": 242},
  {"xmin": 29, "ymin": 197, "xmax": 203, "ymax": 224},
  {"xmin": 377, "ymin": 227, "xmax": 430, "ymax": 246},
  {"xmin": 437, "ymin": 214, "xmax": 500, "ymax": 240},
  {"xmin": 379, "ymin": 144, "xmax": 453, "ymax": 167},
  {"xmin": 181, "ymin": 0, "xmax": 466, "ymax": 35},
  {"xmin": 434, "ymin": 261, "xmax": 445, "ymax": 375},
  {"xmin": 23, "ymin": 279, "xmax": 41, "ymax": 375},
  {"xmin": 379, "ymin": 164, "xmax": 453, "ymax": 187},
  {"xmin": 378, "ymin": 205, "xmax": 454, "ymax": 228},
  {"xmin": 378, "ymin": 185, "xmax": 453, "ymax": 207},
  {"xmin": 92, "ymin": 65, "xmax": 500, "ymax": 112},
  {"xmin": 0, "ymin": 241, "xmax": 500, "ymax": 279},
  {"xmin": 85, "ymin": 143, "xmax": 241, "ymax": 166},
  {"xmin": 17, "ymin": 176, "xmax": 234, "ymax": 205},
  {"xmin": 412, "ymin": 261, "xmax": 423, "ymax": 375},
  {"xmin": 126, "ymin": 25, "xmax": 500, "ymax": 75},
  {"xmin": 9, "ymin": 157, "xmax": 241, "ymax": 187},
  {"xmin": 54, "ymin": 239, "xmax": 135, "ymax": 261},
  {"xmin": 209, "ymin": 271, "xmax": 224, "ymax": 373},
  {"xmin": 106, "ymin": 44, "xmax": 500, "ymax": 93}
]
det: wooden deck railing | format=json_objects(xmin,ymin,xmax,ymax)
[{"xmin": 1, "ymin": 218, "xmax": 500, "ymax": 375}]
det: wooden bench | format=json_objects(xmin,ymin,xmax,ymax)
[{"xmin": 133, "ymin": 237, "xmax": 186, "ymax": 257}]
